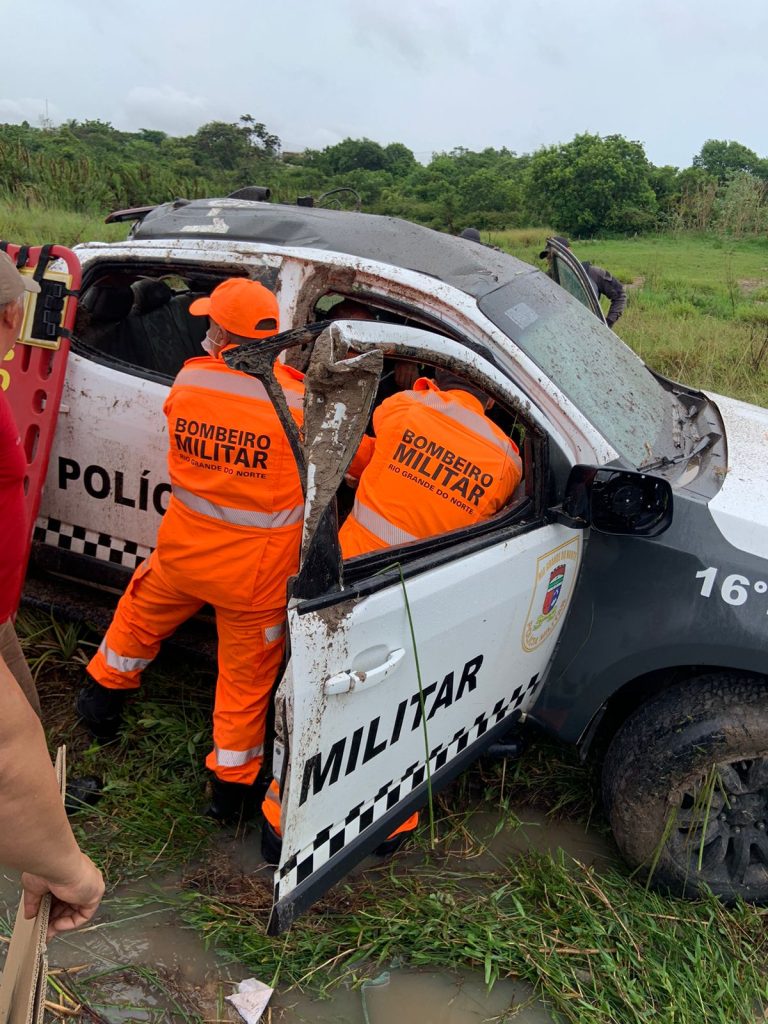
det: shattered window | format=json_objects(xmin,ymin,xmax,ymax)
[{"xmin": 480, "ymin": 276, "xmax": 671, "ymax": 467}]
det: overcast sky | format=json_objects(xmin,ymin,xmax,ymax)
[{"xmin": 1, "ymin": 0, "xmax": 766, "ymax": 168}]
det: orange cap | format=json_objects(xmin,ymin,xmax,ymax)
[{"xmin": 189, "ymin": 278, "xmax": 280, "ymax": 338}]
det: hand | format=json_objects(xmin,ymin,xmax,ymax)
[
  {"xmin": 393, "ymin": 361, "xmax": 421, "ymax": 391},
  {"xmin": 22, "ymin": 853, "xmax": 105, "ymax": 940}
]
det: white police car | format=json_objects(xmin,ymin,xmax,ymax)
[{"xmin": 19, "ymin": 199, "xmax": 768, "ymax": 929}]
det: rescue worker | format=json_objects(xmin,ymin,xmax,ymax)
[
  {"xmin": 540, "ymin": 236, "xmax": 627, "ymax": 329},
  {"xmin": 261, "ymin": 367, "xmax": 522, "ymax": 861},
  {"xmin": 77, "ymin": 278, "xmax": 305, "ymax": 822},
  {"xmin": 340, "ymin": 368, "xmax": 523, "ymax": 557}
]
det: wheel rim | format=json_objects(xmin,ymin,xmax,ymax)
[{"xmin": 669, "ymin": 757, "xmax": 768, "ymax": 891}]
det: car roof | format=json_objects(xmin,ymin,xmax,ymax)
[{"xmin": 132, "ymin": 198, "xmax": 536, "ymax": 299}]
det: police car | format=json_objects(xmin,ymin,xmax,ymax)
[{"xmin": 20, "ymin": 198, "xmax": 768, "ymax": 930}]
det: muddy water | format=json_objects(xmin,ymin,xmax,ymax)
[
  {"xmin": 0, "ymin": 810, "xmax": 612, "ymax": 1023},
  {"xmin": 463, "ymin": 807, "xmax": 614, "ymax": 871}
]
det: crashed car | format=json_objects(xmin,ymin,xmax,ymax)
[{"xmin": 16, "ymin": 196, "xmax": 768, "ymax": 930}]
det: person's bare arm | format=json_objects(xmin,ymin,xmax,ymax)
[{"xmin": 0, "ymin": 657, "xmax": 104, "ymax": 937}]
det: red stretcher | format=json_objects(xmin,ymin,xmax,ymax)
[{"xmin": 0, "ymin": 242, "xmax": 81, "ymax": 615}]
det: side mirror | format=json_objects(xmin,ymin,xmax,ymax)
[{"xmin": 552, "ymin": 466, "xmax": 673, "ymax": 537}]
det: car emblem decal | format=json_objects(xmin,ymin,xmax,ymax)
[{"xmin": 522, "ymin": 537, "xmax": 580, "ymax": 652}]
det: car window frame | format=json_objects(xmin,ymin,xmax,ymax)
[
  {"xmin": 71, "ymin": 260, "xmax": 254, "ymax": 384},
  {"xmin": 546, "ymin": 238, "xmax": 606, "ymax": 323}
]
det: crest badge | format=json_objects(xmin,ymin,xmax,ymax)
[{"xmin": 522, "ymin": 538, "xmax": 580, "ymax": 652}]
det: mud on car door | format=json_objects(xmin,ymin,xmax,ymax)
[{"xmin": 227, "ymin": 321, "xmax": 586, "ymax": 933}]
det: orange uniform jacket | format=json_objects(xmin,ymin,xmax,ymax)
[
  {"xmin": 159, "ymin": 353, "xmax": 305, "ymax": 611},
  {"xmin": 340, "ymin": 378, "xmax": 522, "ymax": 558}
]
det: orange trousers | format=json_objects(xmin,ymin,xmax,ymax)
[
  {"xmin": 87, "ymin": 551, "xmax": 286, "ymax": 784},
  {"xmin": 262, "ymin": 779, "xmax": 419, "ymax": 841}
]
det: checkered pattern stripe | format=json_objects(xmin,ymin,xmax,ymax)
[
  {"xmin": 274, "ymin": 671, "xmax": 542, "ymax": 902},
  {"xmin": 34, "ymin": 516, "xmax": 151, "ymax": 570}
]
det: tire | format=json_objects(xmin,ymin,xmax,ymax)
[{"xmin": 602, "ymin": 672, "xmax": 768, "ymax": 903}]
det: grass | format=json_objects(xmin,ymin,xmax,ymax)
[
  {"xmin": 15, "ymin": 609, "xmax": 768, "ymax": 1024},
  {"xmin": 17, "ymin": 610, "xmax": 216, "ymax": 880},
  {"xmin": 0, "ymin": 199, "xmax": 128, "ymax": 247}
]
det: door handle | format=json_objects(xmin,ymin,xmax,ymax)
[{"xmin": 323, "ymin": 648, "xmax": 405, "ymax": 696}]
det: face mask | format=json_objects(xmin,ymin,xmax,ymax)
[{"xmin": 201, "ymin": 327, "xmax": 224, "ymax": 356}]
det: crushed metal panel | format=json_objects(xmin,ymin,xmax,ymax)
[
  {"xmin": 227, "ymin": 321, "xmax": 382, "ymax": 599},
  {"xmin": 300, "ymin": 324, "xmax": 383, "ymax": 562}
]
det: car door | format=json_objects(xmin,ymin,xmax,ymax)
[
  {"xmin": 546, "ymin": 237, "xmax": 607, "ymax": 324},
  {"xmin": 267, "ymin": 321, "xmax": 587, "ymax": 932},
  {"xmin": 36, "ymin": 352, "xmax": 172, "ymax": 583}
]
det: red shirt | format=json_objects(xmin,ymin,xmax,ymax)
[{"xmin": 0, "ymin": 393, "xmax": 26, "ymax": 621}]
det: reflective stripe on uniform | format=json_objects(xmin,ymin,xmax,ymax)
[
  {"xmin": 175, "ymin": 366, "xmax": 303, "ymax": 410},
  {"xmin": 412, "ymin": 390, "xmax": 522, "ymax": 470},
  {"xmin": 265, "ymin": 622, "xmax": 285, "ymax": 643},
  {"xmin": 99, "ymin": 639, "xmax": 152, "ymax": 674},
  {"xmin": 173, "ymin": 485, "xmax": 304, "ymax": 528},
  {"xmin": 350, "ymin": 500, "xmax": 418, "ymax": 547},
  {"xmin": 214, "ymin": 743, "xmax": 263, "ymax": 767}
]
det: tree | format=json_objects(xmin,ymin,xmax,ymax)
[
  {"xmin": 715, "ymin": 172, "xmax": 768, "ymax": 236},
  {"xmin": 647, "ymin": 164, "xmax": 682, "ymax": 225},
  {"xmin": 190, "ymin": 117, "xmax": 281, "ymax": 172},
  {"xmin": 310, "ymin": 138, "xmax": 388, "ymax": 175},
  {"xmin": 457, "ymin": 167, "xmax": 517, "ymax": 224},
  {"xmin": 238, "ymin": 114, "xmax": 280, "ymax": 156},
  {"xmin": 191, "ymin": 121, "xmax": 250, "ymax": 170},
  {"xmin": 671, "ymin": 167, "xmax": 719, "ymax": 231},
  {"xmin": 524, "ymin": 133, "xmax": 658, "ymax": 236},
  {"xmin": 382, "ymin": 142, "xmax": 417, "ymax": 177},
  {"xmin": 137, "ymin": 129, "xmax": 168, "ymax": 147},
  {"xmin": 693, "ymin": 140, "xmax": 767, "ymax": 182}
]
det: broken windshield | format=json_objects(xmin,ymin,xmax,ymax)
[{"xmin": 479, "ymin": 274, "xmax": 670, "ymax": 467}]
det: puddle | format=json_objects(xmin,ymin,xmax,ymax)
[
  {"xmin": 0, "ymin": 801, "xmax": 608, "ymax": 1022},
  {"xmin": 271, "ymin": 970, "xmax": 552, "ymax": 1023},
  {"xmin": 464, "ymin": 807, "xmax": 615, "ymax": 870},
  {"xmin": 0, "ymin": 872, "xmax": 235, "ymax": 1022}
]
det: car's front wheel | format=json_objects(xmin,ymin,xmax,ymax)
[{"xmin": 602, "ymin": 672, "xmax": 768, "ymax": 903}]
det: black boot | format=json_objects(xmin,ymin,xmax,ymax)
[
  {"xmin": 64, "ymin": 776, "xmax": 103, "ymax": 815},
  {"xmin": 373, "ymin": 831, "xmax": 412, "ymax": 857},
  {"xmin": 261, "ymin": 819, "xmax": 283, "ymax": 866},
  {"xmin": 76, "ymin": 679, "xmax": 126, "ymax": 743},
  {"xmin": 205, "ymin": 777, "xmax": 258, "ymax": 824}
]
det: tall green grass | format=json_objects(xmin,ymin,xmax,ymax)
[{"xmin": 0, "ymin": 199, "xmax": 128, "ymax": 247}]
